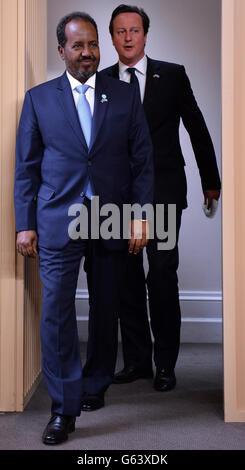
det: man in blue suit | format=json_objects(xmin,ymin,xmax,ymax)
[{"xmin": 14, "ymin": 11, "xmax": 153, "ymax": 445}]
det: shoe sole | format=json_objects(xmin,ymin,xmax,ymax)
[
  {"xmin": 42, "ymin": 424, "xmax": 75, "ymax": 445},
  {"xmin": 42, "ymin": 435, "xmax": 68, "ymax": 445},
  {"xmin": 154, "ymin": 382, "xmax": 176, "ymax": 392},
  {"xmin": 81, "ymin": 404, "xmax": 104, "ymax": 412}
]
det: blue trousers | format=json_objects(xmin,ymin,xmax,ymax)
[{"xmin": 39, "ymin": 238, "xmax": 124, "ymax": 416}]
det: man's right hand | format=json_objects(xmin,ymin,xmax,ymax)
[{"xmin": 16, "ymin": 230, "xmax": 38, "ymax": 258}]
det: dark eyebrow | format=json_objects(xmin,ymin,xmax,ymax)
[
  {"xmin": 116, "ymin": 26, "xmax": 140, "ymax": 31},
  {"xmin": 73, "ymin": 40, "xmax": 98, "ymax": 44}
]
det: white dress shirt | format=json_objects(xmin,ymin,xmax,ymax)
[
  {"xmin": 66, "ymin": 71, "xmax": 96, "ymax": 116},
  {"xmin": 118, "ymin": 55, "xmax": 147, "ymax": 103}
]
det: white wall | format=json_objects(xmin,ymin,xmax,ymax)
[{"xmin": 47, "ymin": 0, "xmax": 222, "ymax": 342}]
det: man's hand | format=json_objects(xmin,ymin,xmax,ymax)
[
  {"xmin": 128, "ymin": 220, "xmax": 149, "ymax": 255},
  {"xmin": 203, "ymin": 190, "xmax": 220, "ymax": 209},
  {"xmin": 16, "ymin": 230, "xmax": 38, "ymax": 258}
]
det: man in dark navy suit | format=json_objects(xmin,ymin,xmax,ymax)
[
  {"xmin": 102, "ymin": 5, "xmax": 221, "ymax": 392},
  {"xmin": 14, "ymin": 11, "xmax": 153, "ymax": 444}
]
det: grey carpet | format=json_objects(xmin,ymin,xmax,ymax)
[{"xmin": 0, "ymin": 343, "xmax": 245, "ymax": 450}]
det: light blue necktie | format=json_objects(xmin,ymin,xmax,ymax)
[{"xmin": 76, "ymin": 84, "xmax": 94, "ymax": 200}]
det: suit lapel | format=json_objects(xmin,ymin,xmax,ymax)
[
  {"xmin": 143, "ymin": 57, "xmax": 162, "ymax": 114},
  {"xmin": 106, "ymin": 59, "xmax": 161, "ymax": 116},
  {"xmin": 89, "ymin": 72, "xmax": 109, "ymax": 153},
  {"xmin": 109, "ymin": 63, "xmax": 119, "ymax": 79},
  {"xmin": 56, "ymin": 72, "xmax": 88, "ymax": 151}
]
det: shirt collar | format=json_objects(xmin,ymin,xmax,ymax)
[
  {"xmin": 119, "ymin": 55, "xmax": 147, "ymax": 76},
  {"xmin": 66, "ymin": 71, "xmax": 96, "ymax": 90}
]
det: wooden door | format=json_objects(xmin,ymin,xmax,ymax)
[{"xmin": 0, "ymin": 0, "xmax": 46, "ymax": 412}]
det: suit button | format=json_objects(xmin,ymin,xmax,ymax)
[
  {"xmin": 80, "ymin": 192, "xmax": 85, "ymax": 197},
  {"xmin": 88, "ymin": 160, "xmax": 92, "ymax": 167}
]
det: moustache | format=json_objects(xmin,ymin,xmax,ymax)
[{"xmin": 77, "ymin": 57, "xmax": 96, "ymax": 63}]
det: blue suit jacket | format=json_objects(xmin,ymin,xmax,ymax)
[{"xmin": 14, "ymin": 71, "xmax": 153, "ymax": 249}]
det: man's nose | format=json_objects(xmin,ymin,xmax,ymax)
[
  {"xmin": 125, "ymin": 31, "xmax": 132, "ymax": 42},
  {"xmin": 81, "ymin": 44, "xmax": 91, "ymax": 56}
]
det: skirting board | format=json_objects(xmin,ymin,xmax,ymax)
[{"xmin": 75, "ymin": 290, "xmax": 222, "ymax": 343}]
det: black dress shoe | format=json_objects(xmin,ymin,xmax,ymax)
[
  {"xmin": 113, "ymin": 366, "xmax": 153, "ymax": 384},
  {"xmin": 154, "ymin": 369, "xmax": 176, "ymax": 392},
  {"xmin": 42, "ymin": 414, "xmax": 76, "ymax": 445},
  {"xmin": 81, "ymin": 394, "xmax": 104, "ymax": 412}
]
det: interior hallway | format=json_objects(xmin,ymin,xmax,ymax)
[{"xmin": 0, "ymin": 343, "xmax": 244, "ymax": 450}]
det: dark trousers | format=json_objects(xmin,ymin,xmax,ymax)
[
  {"xmin": 38, "ymin": 226, "xmax": 125, "ymax": 416},
  {"xmin": 120, "ymin": 208, "xmax": 182, "ymax": 373},
  {"xmin": 82, "ymin": 242, "xmax": 125, "ymax": 395}
]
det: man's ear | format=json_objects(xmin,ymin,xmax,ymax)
[
  {"xmin": 58, "ymin": 45, "xmax": 65, "ymax": 60},
  {"xmin": 144, "ymin": 34, "xmax": 148, "ymax": 48}
]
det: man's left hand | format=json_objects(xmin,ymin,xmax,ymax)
[
  {"xmin": 129, "ymin": 220, "xmax": 149, "ymax": 255},
  {"xmin": 203, "ymin": 189, "xmax": 220, "ymax": 209}
]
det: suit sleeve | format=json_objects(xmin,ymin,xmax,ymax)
[
  {"xmin": 128, "ymin": 85, "xmax": 154, "ymax": 214},
  {"xmin": 179, "ymin": 66, "xmax": 221, "ymax": 191},
  {"xmin": 14, "ymin": 91, "xmax": 43, "ymax": 231}
]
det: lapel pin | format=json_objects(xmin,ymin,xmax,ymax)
[
  {"xmin": 101, "ymin": 94, "xmax": 108, "ymax": 103},
  {"xmin": 153, "ymin": 74, "xmax": 160, "ymax": 79}
]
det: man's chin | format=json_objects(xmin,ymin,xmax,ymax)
[
  {"xmin": 75, "ymin": 69, "xmax": 96, "ymax": 81},
  {"xmin": 121, "ymin": 53, "xmax": 135, "ymax": 64}
]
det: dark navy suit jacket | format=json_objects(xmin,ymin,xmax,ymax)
[
  {"xmin": 101, "ymin": 57, "xmax": 221, "ymax": 208},
  {"xmin": 14, "ymin": 71, "xmax": 153, "ymax": 249}
]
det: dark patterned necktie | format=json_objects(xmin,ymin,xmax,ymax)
[{"xmin": 127, "ymin": 67, "xmax": 141, "ymax": 99}]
